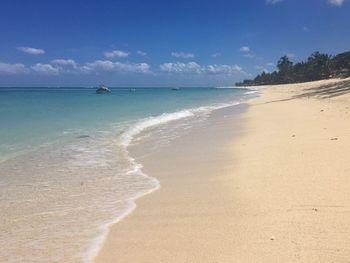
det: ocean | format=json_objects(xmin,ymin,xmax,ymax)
[{"xmin": 0, "ymin": 87, "xmax": 257, "ymax": 262}]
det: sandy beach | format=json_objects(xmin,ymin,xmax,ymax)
[{"xmin": 95, "ymin": 78, "xmax": 350, "ymax": 263}]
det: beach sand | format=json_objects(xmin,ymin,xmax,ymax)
[{"xmin": 95, "ymin": 78, "xmax": 350, "ymax": 263}]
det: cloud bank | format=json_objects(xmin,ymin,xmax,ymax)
[
  {"xmin": 0, "ymin": 62, "xmax": 29, "ymax": 74},
  {"xmin": 0, "ymin": 59, "xmax": 151, "ymax": 75},
  {"xmin": 82, "ymin": 60, "xmax": 151, "ymax": 74},
  {"xmin": 31, "ymin": 63, "xmax": 60, "ymax": 75},
  {"xmin": 0, "ymin": 60, "xmax": 247, "ymax": 77},
  {"xmin": 160, "ymin": 62, "xmax": 247, "ymax": 76}
]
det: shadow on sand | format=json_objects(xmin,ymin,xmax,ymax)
[
  {"xmin": 261, "ymin": 79, "xmax": 350, "ymax": 105},
  {"xmin": 294, "ymin": 79, "xmax": 350, "ymax": 100}
]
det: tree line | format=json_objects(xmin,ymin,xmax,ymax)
[{"xmin": 236, "ymin": 51, "xmax": 350, "ymax": 86}]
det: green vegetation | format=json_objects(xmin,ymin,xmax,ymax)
[{"xmin": 236, "ymin": 51, "xmax": 350, "ymax": 86}]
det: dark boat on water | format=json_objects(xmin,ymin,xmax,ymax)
[{"xmin": 96, "ymin": 85, "xmax": 111, "ymax": 94}]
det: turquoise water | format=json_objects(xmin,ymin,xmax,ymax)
[
  {"xmin": 0, "ymin": 87, "xmax": 249, "ymax": 160},
  {"xmin": 0, "ymin": 87, "xmax": 256, "ymax": 263}
]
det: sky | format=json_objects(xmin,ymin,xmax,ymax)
[{"xmin": 0, "ymin": 0, "xmax": 349, "ymax": 87}]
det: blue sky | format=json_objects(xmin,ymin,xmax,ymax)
[{"xmin": 0, "ymin": 0, "xmax": 349, "ymax": 87}]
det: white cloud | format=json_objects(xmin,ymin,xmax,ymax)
[
  {"xmin": 266, "ymin": 0, "xmax": 283, "ymax": 4},
  {"xmin": 51, "ymin": 59, "xmax": 77, "ymax": 68},
  {"xmin": 206, "ymin": 64, "xmax": 246, "ymax": 75},
  {"xmin": 240, "ymin": 46, "xmax": 256, "ymax": 59},
  {"xmin": 50, "ymin": 59, "xmax": 79, "ymax": 74},
  {"xmin": 29, "ymin": 59, "xmax": 79, "ymax": 75},
  {"xmin": 31, "ymin": 63, "xmax": 60, "ymax": 75},
  {"xmin": 171, "ymin": 52, "xmax": 195, "ymax": 59},
  {"xmin": 328, "ymin": 0, "xmax": 345, "ymax": 6},
  {"xmin": 160, "ymin": 61, "xmax": 247, "ymax": 76},
  {"xmin": 239, "ymin": 46, "xmax": 250, "ymax": 53},
  {"xmin": 82, "ymin": 60, "xmax": 151, "ymax": 74},
  {"xmin": 211, "ymin": 53, "xmax": 221, "ymax": 58},
  {"xmin": 104, "ymin": 50, "xmax": 130, "ymax": 58},
  {"xmin": 137, "ymin": 50, "xmax": 147, "ymax": 56},
  {"xmin": 0, "ymin": 62, "xmax": 29, "ymax": 74},
  {"xmin": 0, "ymin": 59, "xmax": 151, "ymax": 76},
  {"xmin": 160, "ymin": 62, "xmax": 202, "ymax": 74},
  {"xmin": 16, "ymin": 46, "xmax": 45, "ymax": 55},
  {"xmin": 286, "ymin": 53, "xmax": 295, "ymax": 59},
  {"xmin": 303, "ymin": 26, "xmax": 309, "ymax": 31},
  {"xmin": 266, "ymin": 62, "xmax": 274, "ymax": 67}
]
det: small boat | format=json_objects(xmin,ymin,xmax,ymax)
[
  {"xmin": 171, "ymin": 87, "xmax": 180, "ymax": 91},
  {"xmin": 96, "ymin": 85, "xmax": 111, "ymax": 94}
]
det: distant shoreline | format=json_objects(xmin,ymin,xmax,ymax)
[{"xmin": 236, "ymin": 50, "xmax": 350, "ymax": 87}]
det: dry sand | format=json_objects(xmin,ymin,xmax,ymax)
[{"xmin": 95, "ymin": 78, "xmax": 350, "ymax": 263}]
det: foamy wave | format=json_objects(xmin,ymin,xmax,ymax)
[
  {"xmin": 83, "ymin": 158, "xmax": 160, "ymax": 263},
  {"xmin": 119, "ymin": 110, "xmax": 194, "ymax": 147},
  {"xmin": 119, "ymin": 102, "xmax": 241, "ymax": 147},
  {"xmin": 244, "ymin": 90, "xmax": 260, "ymax": 95}
]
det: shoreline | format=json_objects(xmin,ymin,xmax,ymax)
[
  {"xmin": 95, "ymin": 102, "xmax": 249, "ymax": 263},
  {"xmin": 85, "ymin": 98, "xmax": 252, "ymax": 263},
  {"xmin": 95, "ymin": 78, "xmax": 350, "ymax": 262},
  {"xmin": 0, "ymin": 87, "xmax": 252, "ymax": 263}
]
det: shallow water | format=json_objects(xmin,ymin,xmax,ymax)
[{"xmin": 0, "ymin": 87, "xmax": 257, "ymax": 262}]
